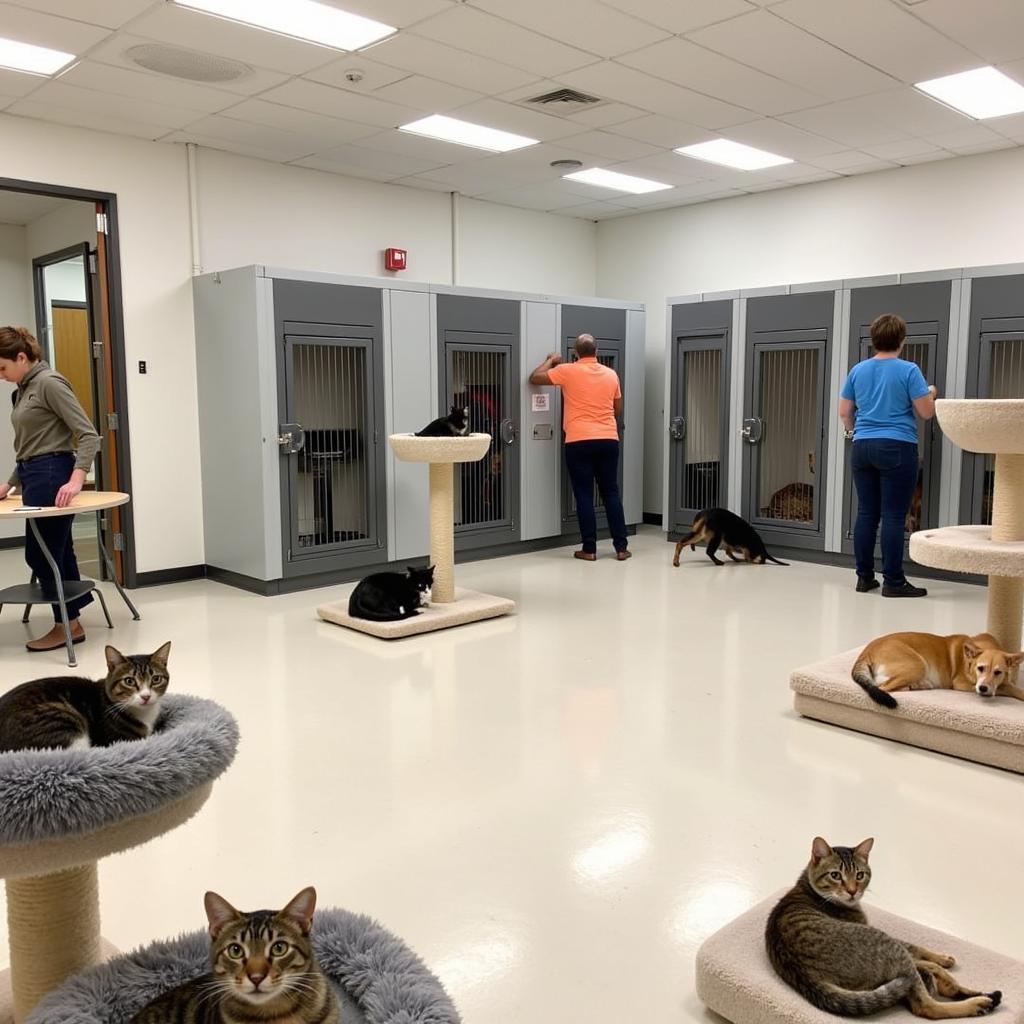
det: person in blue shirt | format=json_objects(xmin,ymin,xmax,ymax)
[{"xmin": 839, "ymin": 314, "xmax": 937, "ymax": 597}]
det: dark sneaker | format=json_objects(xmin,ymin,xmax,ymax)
[
  {"xmin": 882, "ymin": 581, "xmax": 927, "ymax": 598},
  {"xmin": 856, "ymin": 577, "xmax": 880, "ymax": 593}
]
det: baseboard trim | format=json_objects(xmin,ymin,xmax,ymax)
[
  {"xmin": 134, "ymin": 565, "xmax": 206, "ymax": 587},
  {"xmin": 642, "ymin": 512, "xmax": 663, "ymax": 526}
]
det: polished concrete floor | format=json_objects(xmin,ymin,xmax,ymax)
[{"xmin": 0, "ymin": 530, "xmax": 1018, "ymax": 1023}]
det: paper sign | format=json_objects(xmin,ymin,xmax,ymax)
[{"xmin": 531, "ymin": 393, "xmax": 550, "ymax": 413}]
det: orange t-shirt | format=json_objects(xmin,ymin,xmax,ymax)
[{"xmin": 547, "ymin": 357, "xmax": 621, "ymax": 444}]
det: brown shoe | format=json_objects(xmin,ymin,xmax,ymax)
[
  {"xmin": 616, "ymin": 550, "xmax": 632, "ymax": 561},
  {"xmin": 27, "ymin": 622, "xmax": 86, "ymax": 652},
  {"xmin": 574, "ymin": 550, "xmax": 597, "ymax": 561}
]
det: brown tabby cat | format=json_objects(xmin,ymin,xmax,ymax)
[
  {"xmin": 132, "ymin": 887, "xmax": 340, "ymax": 1024},
  {"xmin": 0, "ymin": 642, "xmax": 171, "ymax": 752},
  {"xmin": 766, "ymin": 838, "xmax": 1000, "ymax": 1019}
]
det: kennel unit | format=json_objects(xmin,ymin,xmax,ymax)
[{"xmin": 194, "ymin": 267, "xmax": 645, "ymax": 592}]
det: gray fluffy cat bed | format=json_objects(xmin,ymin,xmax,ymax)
[{"xmin": 26, "ymin": 908, "xmax": 461, "ymax": 1024}]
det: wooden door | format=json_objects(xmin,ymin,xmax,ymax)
[{"xmin": 52, "ymin": 306, "xmax": 92, "ymax": 421}]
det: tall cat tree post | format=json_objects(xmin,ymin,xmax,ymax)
[
  {"xmin": 910, "ymin": 400, "xmax": 1024, "ymax": 654},
  {"xmin": 317, "ymin": 433, "xmax": 515, "ymax": 638}
]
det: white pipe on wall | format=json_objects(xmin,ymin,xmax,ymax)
[
  {"xmin": 186, "ymin": 142, "xmax": 202, "ymax": 277},
  {"xmin": 450, "ymin": 190, "xmax": 460, "ymax": 286}
]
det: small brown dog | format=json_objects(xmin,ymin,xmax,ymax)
[{"xmin": 852, "ymin": 631, "xmax": 1024, "ymax": 709}]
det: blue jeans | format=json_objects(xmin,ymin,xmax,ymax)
[
  {"xmin": 850, "ymin": 439, "xmax": 919, "ymax": 587},
  {"xmin": 18, "ymin": 452, "xmax": 93, "ymax": 623},
  {"xmin": 565, "ymin": 439, "xmax": 628, "ymax": 554}
]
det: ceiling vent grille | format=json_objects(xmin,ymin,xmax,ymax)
[
  {"xmin": 523, "ymin": 88, "xmax": 606, "ymax": 113},
  {"xmin": 126, "ymin": 44, "xmax": 252, "ymax": 83}
]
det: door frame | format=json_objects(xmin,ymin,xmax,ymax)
[{"xmin": 1, "ymin": 177, "xmax": 135, "ymax": 586}]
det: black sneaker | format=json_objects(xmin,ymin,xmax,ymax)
[
  {"xmin": 856, "ymin": 577, "xmax": 880, "ymax": 593},
  {"xmin": 882, "ymin": 581, "xmax": 927, "ymax": 598}
]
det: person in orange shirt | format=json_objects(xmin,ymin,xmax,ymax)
[{"xmin": 530, "ymin": 333, "xmax": 630, "ymax": 562}]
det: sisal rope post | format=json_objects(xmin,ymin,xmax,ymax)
[
  {"xmin": 429, "ymin": 461, "xmax": 456, "ymax": 604},
  {"xmin": 987, "ymin": 453, "xmax": 1024, "ymax": 654},
  {"xmin": 5, "ymin": 864, "xmax": 102, "ymax": 1022}
]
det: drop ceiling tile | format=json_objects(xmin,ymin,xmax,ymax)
[
  {"xmin": 304, "ymin": 55, "xmax": 413, "ymax": 93},
  {"xmin": 560, "ymin": 200, "xmax": 632, "ymax": 219},
  {"xmin": 445, "ymin": 98, "xmax": 582, "ymax": 141},
  {"xmin": 781, "ymin": 97, "xmax": 914, "ymax": 148},
  {"xmin": 208, "ymin": 99, "xmax": 381, "ymax": 145},
  {"xmin": 57, "ymin": 60, "xmax": 241, "ymax": 115},
  {"xmin": 861, "ymin": 138, "xmax": 945, "ymax": 161},
  {"xmin": 688, "ymin": 10, "xmax": 896, "ymax": 101},
  {"xmin": 598, "ymin": 0, "xmax": 756, "ymax": 34},
  {"xmin": 600, "ymin": 153, "xmax": 705, "ymax": 186},
  {"xmin": 0, "ymin": 3, "xmax": 110, "ymax": 54},
  {"xmin": 723, "ymin": 118, "xmax": 848, "ymax": 159},
  {"xmin": 474, "ymin": 181, "xmax": 595, "ymax": 211},
  {"xmin": 23, "ymin": 80, "xmax": 210, "ymax": 129},
  {"xmin": 560, "ymin": 62, "xmax": 753, "ymax": 128},
  {"xmin": 126, "ymin": 4, "xmax": 344, "ymax": 76},
  {"xmin": 0, "ymin": 67, "xmax": 51, "ymax": 98},
  {"xmin": 7, "ymin": 98, "xmax": 169, "ymax": 140},
  {"xmin": 606, "ymin": 114, "xmax": 711, "ymax": 149},
  {"xmin": 0, "ymin": 94, "xmax": 17, "ymax": 111},
  {"xmin": 987, "ymin": 111, "xmax": 1024, "ymax": 142},
  {"xmin": 811, "ymin": 149, "xmax": 890, "ymax": 170},
  {"xmin": 956, "ymin": 140, "xmax": 1018, "ymax": 153},
  {"xmin": 772, "ymin": 0, "xmax": 979, "ymax": 83},
  {"xmin": 86, "ymin": 33, "xmax": 290, "ymax": 96},
  {"xmin": 471, "ymin": 0, "xmax": 671, "ymax": 59},
  {"xmin": 618, "ymin": 36, "xmax": 823, "ymax": 116},
  {"xmin": 760, "ymin": 159, "xmax": 843, "ymax": 180},
  {"xmin": 390, "ymin": 174, "xmax": 458, "ymax": 193},
  {"xmin": 327, "ymin": 0, "xmax": 454, "ymax": 30},
  {"xmin": 292, "ymin": 142, "xmax": 446, "ymax": 180},
  {"xmin": 897, "ymin": 150, "xmax": 956, "ymax": 166},
  {"xmin": 911, "ymin": 0, "xmax": 1024, "ymax": 65},
  {"xmin": 259, "ymin": 79, "xmax": 423, "ymax": 129},
  {"xmin": 164, "ymin": 131, "xmax": 314, "ymax": 164},
  {"xmin": 409, "ymin": 7, "xmax": 599, "ymax": 77},
  {"xmin": 925, "ymin": 124, "xmax": 1008, "ymax": 150},
  {"xmin": 558, "ymin": 131, "xmax": 663, "ymax": 161},
  {"xmin": 562, "ymin": 102, "xmax": 650, "ymax": 128},
  {"xmin": 495, "ymin": 82, "xmax": 648, "ymax": 127},
  {"xmin": 363, "ymin": 33, "xmax": 537, "ymax": 93},
  {"xmin": 840, "ymin": 159, "xmax": 900, "ymax": 175},
  {"xmin": 343, "ymin": 127, "xmax": 492, "ymax": 164},
  {"xmin": 5, "ymin": 0, "xmax": 152, "ymax": 29},
  {"xmin": 167, "ymin": 118, "xmax": 321, "ymax": 161},
  {"xmin": 371, "ymin": 75, "xmax": 481, "ymax": 112}
]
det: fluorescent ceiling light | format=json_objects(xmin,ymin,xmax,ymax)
[
  {"xmin": 915, "ymin": 66, "xmax": 1024, "ymax": 119},
  {"xmin": 170, "ymin": 0, "xmax": 396, "ymax": 51},
  {"xmin": 675, "ymin": 139, "xmax": 792, "ymax": 171},
  {"xmin": 562, "ymin": 167, "xmax": 672, "ymax": 194},
  {"xmin": 398, "ymin": 114, "xmax": 538, "ymax": 153},
  {"xmin": 0, "ymin": 37, "xmax": 74, "ymax": 76}
]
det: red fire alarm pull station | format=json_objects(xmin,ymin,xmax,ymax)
[{"xmin": 384, "ymin": 247, "xmax": 407, "ymax": 271}]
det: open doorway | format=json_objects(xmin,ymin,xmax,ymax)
[{"xmin": 0, "ymin": 180, "xmax": 135, "ymax": 586}]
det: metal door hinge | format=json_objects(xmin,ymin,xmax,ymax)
[
  {"xmin": 92, "ymin": 342, "xmax": 103, "ymax": 359},
  {"xmin": 113, "ymin": 532, "xmax": 124, "ymax": 551},
  {"xmin": 96, "ymin": 212, "xmax": 108, "ymax": 235},
  {"xmin": 107, "ymin": 412, "xmax": 119, "ymax": 431},
  {"xmin": 88, "ymin": 252, "xmax": 97, "ymax": 274}
]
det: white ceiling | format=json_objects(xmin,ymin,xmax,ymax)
[{"xmin": 1, "ymin": 0, "xmax": 1022, "ymax": 220}]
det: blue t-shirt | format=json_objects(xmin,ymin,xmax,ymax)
[{"xmin": 840, "ymin": 357, "xmax": 928, "ymax": 443}]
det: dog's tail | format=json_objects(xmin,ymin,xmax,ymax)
[
  {"xmin": 852, "ymin": 658, "xmax": 898, "ymax": 709},
  {"xmin": 765, "ymin": 552, "xmax": 789, "ymax": 566}
]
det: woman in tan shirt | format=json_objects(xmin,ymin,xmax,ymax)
[{"xmin": 0, "ymin": 326, "xmax": 101, "ymax": 651}]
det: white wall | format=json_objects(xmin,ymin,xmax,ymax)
[
  {"xmin": 596, "ymin": 146, "xmax": 1024, "ymax": 513},
  {"xmin": 25, "ymin": 201, "xmax": 96, "ymax": 265}
]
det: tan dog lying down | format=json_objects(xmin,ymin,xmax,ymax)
[{"xmin": 852, "ymin": 632, "xmax": 1024, "ymax": 709}]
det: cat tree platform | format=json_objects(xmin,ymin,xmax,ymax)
[
  {"xmin": 317, "ymin": 433, "xmax": 516, "ymax": 638},
  {"xmin": 696, "ymin": 891, "xmax": 1024, "ymax": 1024},
  {"xmin": 909, "ymin": 399, "xmax": 1024, "ymax": 654},
  {"xmin": 27, "ymin": 907, "xmax": 460, "ymax": 1024},
  {"xmin": 0, "ymin": 696, "xmax": 238, "ymax": 1023}
]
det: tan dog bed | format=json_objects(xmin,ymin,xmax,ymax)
[
  {"xmin": 790, "ymin": 648, "xmax": 1024, "ymax": 774},
  {"xmin": 696, "ymin": 893, "xmax": 1024, "ymax": 1024}
]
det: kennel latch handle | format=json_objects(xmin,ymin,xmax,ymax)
[
  {"xmin": 669, "ymin": 416, "xmax": 686, "ymax": 440},
  {"xmin": 740, "ymin": 417, "xmax": 764, "ymax": 444},
  {"xmin": 277, "ymin": 422, "xmax": 305, "ymax": 454},
  {"xmin": 499, "ymin": 418, "xmax": 518, "ymax": 445}
]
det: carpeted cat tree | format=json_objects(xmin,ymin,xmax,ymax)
[
  {"xmin": 318, "ymin": 433, "xmax": 515, "ymax": 638},
  {"xmin": 0, "ymin": 696, "xmax": 238, "ymax": 1023},
  {"xmin": 789, "ymin": 398, "xmax": 1024, "ymax": 773}
]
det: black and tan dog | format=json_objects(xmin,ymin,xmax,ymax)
[{"xmin": 672, "ymin": 507, "xmax": 788, "ymax": 567}]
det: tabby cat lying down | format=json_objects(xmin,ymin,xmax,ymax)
[{"xmin": 766, "ymin": 837, "xmax": 1000, "ymax": 1018}]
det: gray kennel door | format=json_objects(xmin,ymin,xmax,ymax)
[
  {"xmin": 667, "ymin": 300, "xmax": 731, "ymax": 535},
  {"xmin": 275, "ymin": 280, "xmax": 386, "ymax": 579},
  {"xmin": 841, "ymin": 281, "xmax": 950, "ymax": 553},
  {"xmin": 742, "ymin": 292, "xmax": 833, "ymax": 551},
  {"xmin": 961, "ymin": 275, "xmax": 1024, "ymax": 524},
  {"xmin": 559, "ymin": 305, "xmax": 626, "ymax": 534},
  {"xmin": 437, "ymin": 294, "xmax": 521, "ymax": 552}
]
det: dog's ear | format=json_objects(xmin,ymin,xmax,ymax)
[
  {"xmin": 963, "ymin": 641, "xmax": 982, "ymax": 662},
  {"xmin": 1007, "ymin": 651, "xmax": 1024, "ymax": 669}
]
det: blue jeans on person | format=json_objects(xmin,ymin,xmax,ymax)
[
  {"xmin": 850, "ymin": 439, "xmax": 918, "ymax": 588},
  {"xmin": 565, "ymin": 439, "xmax": 628, "ymax": 555},
  {"xmin": 17, "ymin": 452, "xmax": 93, "ymax": 623}
]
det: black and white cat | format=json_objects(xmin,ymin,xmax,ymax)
[
  {"xmin": 348, "ymin": 565, "xmax": 435, "ymax": 622},
  {"xmin": 415, "ymin": 405, "xmax": 469, "ymax": 437}
]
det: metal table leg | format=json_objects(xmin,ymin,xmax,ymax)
[
  {"xmin": 96, "ymin": 532, "xmax": 140, "ymax": 621},
  {"xmin": 27, "ymin": 519, "xmax": 77, "ymax": 668}
]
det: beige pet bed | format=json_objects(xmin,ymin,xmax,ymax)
[
  {"xmin": 696, "ymin": 893, "xmax": 1024, "ymax": 1024},
  {"xmin": 790, "ymin": 648, "xmax": 1024, "ymax": 774}
]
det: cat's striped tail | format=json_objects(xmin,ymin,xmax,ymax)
[
  {"xmin": 851, "ymin": 658, "xmax": 898, "ymax": 709},
  {"xmin": 812, "ymin": 975, "xmax": 914, "ymax": 1016}
]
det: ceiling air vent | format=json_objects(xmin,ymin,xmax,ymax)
[
  {"xmin": 523, "ymin": 88, "xmax": 606, "ymax": 114},
  {"xmin": 126, "ymin": 44, "xmax": 252, "ymax": 83}
]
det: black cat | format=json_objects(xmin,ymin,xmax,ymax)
[
  {"xmin": 415, "ymin": 405, "xmax": 469, "ymax": 437},
  {"xmin": 672, "ymin": 507, "xmax": 789, "ymax": 567},
  {"xmin": 348, "ymin": 566, "xmax": 435, "ymax": 622}
]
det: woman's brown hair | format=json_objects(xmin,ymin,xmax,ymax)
[
  {"xmin": 0, "ymin": 326, "xmax": 43, "ymax": 362},
  {"xmin": 869, "ymin": 314, "xmax": 906, "ymax": 353}
]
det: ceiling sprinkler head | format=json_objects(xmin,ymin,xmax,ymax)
[
  {"xmin": 345, "ymin": 69, "xmax": 365, "ymax": 83},
  {"xmin": 550, "ymin": 159, "xmax": 583, "ymax": 170}
]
